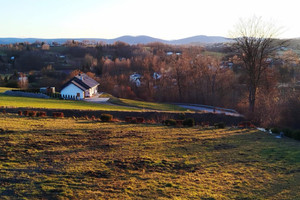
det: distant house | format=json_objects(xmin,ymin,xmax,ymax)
[
  {"xmin": 130, "ymin": 73, "xmax": 141, "ymax": 87},
  {"xmin": 60, "ymin": 73, "xmax": 99, "ymax": 99},
  {"xmin": 153, "ymin": 72, "xmax": 161, "ymax": 80}
]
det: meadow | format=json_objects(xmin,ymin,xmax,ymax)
[
  {"xmin": 0, "ymin": 113, "xmax": 299, "ymax": 199},
  {"xmin": 0, "ymin": 87, "xmax": 186, "ymax": 112}
]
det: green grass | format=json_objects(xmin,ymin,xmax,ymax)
[
  {"xmin": 0, "ymin": 93, "xmax": 140, "ymax": 111},
  {"xmin": 0, "ymin": 88, "xmax": 186, "ymax": 112},
  {"xmin": 103, "ymin": 93, "xmax": 187, "ymax": 111},
  {"xmin": 0, "ymin": 87, "xmax": 14, "ymax": 93},
  {"xmin": 0, "ymin": 114, "xmax": 299, "ymax": 199}
]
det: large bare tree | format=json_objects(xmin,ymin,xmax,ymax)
[{"xmin": 231, "ymin": 16, "xmax": 287, "ymax": 112}]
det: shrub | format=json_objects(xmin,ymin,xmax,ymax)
[
  {"xmin": 201, "ymin": 121, "xmax": 210, "ymax": 127},
  {"xmin": 164, "ymin": 119, "xmax": 177, "ymax": 126},
  {"xmin": 183, "ymin": 118, "xmax": 195, "ymax": 127},
  {"xmin": 53, "ymin": 112, "xmax": 64, "ymax": 118},
  {"xmin": 37, "ymin": 111, "xmax": 47, "ymax": 117},
  {"xmin": 178, "ymin": 113, "xmax": 186, "ymax": 120},
  {"xmin": 271, "ymin": 127, "xmax": 280, "ymax": 134},
  {"xmin": 100, "ymin": 114, "xmax": 113, "ymax": 122},
  {"xmin": 214, "ymin": 122, "xmax": 225, "ymax": 129},
  {"xmin": 91, "ymin": 116, "xmax": 96, "ymax": 121},
  {"xmin": 28, "ymin": 111, "xmax": 37, "ymax": 117},
  {"xmin": 282, "ymin": 128, "xmax": 293, "ymax": 138},
  {"xmin": 292, "ymin": 130, "xmax": 300, "ymax": 140},
  {"xmin": 2, "ymin": 110, "xmax": 6, "ymax": 114},
  {"xmin": 176, "ymin": 120, "xmax": 183, "ymax": 126},
  {"xmin": 125, "ymin": 116, "xmax": 133, "ymax": 123},
  {"xmin": 136, "ymin": 117, "xmax": 145, "ymax": 123},
  {"xmin": 130, "ymin": 118, "xmax": 137, "ymax": 124},
  {"xmin": 238, "ymin": 121, "xmax": 255, "ymax": 128},
  {"xmin": 18, "ymin": 111, "xmax": 22, "ymax": 116},
  {"xmin": 23, "ymin": 110, "xmax": 29, "ymax": 116}
]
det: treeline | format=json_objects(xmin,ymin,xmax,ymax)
[{"xmin": 0, "ymin": 41, "xmax": 300, "ymax": 128}]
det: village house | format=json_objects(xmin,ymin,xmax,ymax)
[{"xmin": 60, "ymin": 73, "xmax": 99, "ymax": 99}]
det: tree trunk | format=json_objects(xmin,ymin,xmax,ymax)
[{"xmin": 248, "ymin": 85, "xmax": 256, "ymax": 112}]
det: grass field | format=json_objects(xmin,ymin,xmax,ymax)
[
  {"xmin": 0, "ymin": 93, "xmax": 140, "ymax": 111},
  {"xmin": 0, "ymin": 87, "xmax": 186, "ymax": 112},
  {"xmin": 0, "ymin": 114, "xmax": 299, "ymax": 199},
  {"xmin": 0, "ymin": 87, "xmax": 13, "ymax": 93},
  {"xmin": 102, "ymin": 93, "xmax": 187, "ymax": 111}
]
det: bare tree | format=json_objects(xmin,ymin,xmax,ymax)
[{"xmin": 231, "ymin": 16, "xmax": 287, "ymax": 112}]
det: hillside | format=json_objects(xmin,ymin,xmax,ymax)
[
  {"xmin": 0, "ymin": 35, "xmax": 231, "ymax": 45},
  {"xmin": 0, "ymin": 114, "xmax": 299, "ymax": 199}
]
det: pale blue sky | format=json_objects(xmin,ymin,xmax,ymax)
[{"xmin": 1, "ymin": 0, "xmax": 299, "ymax": 39}]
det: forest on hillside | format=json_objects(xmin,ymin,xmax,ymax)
[{"xmin": 0, "ymin": 38, "xmax": 299, "ymax": 128}]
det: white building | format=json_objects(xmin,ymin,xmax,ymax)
[
  {"xmin": 130, "ymin": 73, "xmax": 142, "ymax": 87},
  {"xmin": 60, "ymin": 73, "xmax": 99, "ymax": 99}
]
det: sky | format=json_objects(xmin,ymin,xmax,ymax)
[{"xmin": 0, "ymin": 0, "xmax": 299, "ymax": 40}]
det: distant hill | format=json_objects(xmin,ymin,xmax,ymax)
[
  {"xmin": 0, "ymin": 35, "xmax": 231, "ymax": 45},
  {"xmin": 169, "ymin": 35, "xmax": 232, "ymax": 45}
]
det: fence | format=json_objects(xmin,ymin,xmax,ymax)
[{"xmin": 9, "ymin": 89, "xmax": 79, "ymax": 100}]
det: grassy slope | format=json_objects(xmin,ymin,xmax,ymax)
[
  {"xmin": 0, "ymin": 87, "xmax": 186, "ymax": 112},
  {"xmin": 0, "ymin": 93, "xmax": 140, "ymax": 111},
  {"xmin": 0, "ymin": 87, "xmax": 13, "ymax": 93},
  {"xmin": 104, "ymin": 93, "xmax": 186, "ymax": 111},
  {"xmin": 0, "ymin": 114, "xmax": 299, "ymax": 199}
]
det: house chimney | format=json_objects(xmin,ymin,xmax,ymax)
[{"xmin": 78, "ymin": 73, "xmax": 83, "ymax": 80}]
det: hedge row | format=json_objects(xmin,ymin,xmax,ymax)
[
  {"xmin": 163, "ymin": 118, "xmax": 195, "ymax": 127},
  {"xmin": 19, "ymin": 110, "xmax": 47, "ymax": 117},
  {"xmin": 278, "ymin": 128, "xmax": 300, "ymax": 141}
]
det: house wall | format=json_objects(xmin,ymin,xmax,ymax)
[
  {"xmin": 90, "ymin": 86, "xmax": 98, "ymax": 96},
  {"xmin": 61, "ymin": 84, "xmax": 84, "ymax": 99},
  {"xmin": 86, "ymin": 86, "xmax": 98, "ymax": 97}
]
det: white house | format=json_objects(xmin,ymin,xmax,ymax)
[
  {"xmin": 60, "ymin": 73, "xmax": 99, "ymax": 99},
  {"xmin": 130, "ymin": 73, "xmax": 141, "ymax": 87}
]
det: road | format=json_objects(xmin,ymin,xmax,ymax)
[{"xmin": 175, "ymin": 104, "xmax": 243, "ymax": 117}]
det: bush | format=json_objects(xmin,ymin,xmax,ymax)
[
  {"xmin": 201, "ymin": 121, "xmax": 210, "ymax": 127},
  {"xmin": 18, "ymin": 111, "xmax": 22, "ymax": 116},
  {"xmin": 238, "ymin": 121, "xmax": 255, "ymax": 128},
  {"xmin": 164, "ymin": 119, "xmax": 177, "ymax": 126},
  {"xmin": 183, "ymin": 118, "xmax": 195, "ymax": 127},
  {"xmin": 28, "ymin": 111, "xmax": 37, "ymax": 117},
  {"xmin": 292, "ymin": 130, "xmax": 300, "ymax": 140},
  {"xmin": 176, "ymin": 120, "xmax": 183, "ymax": 126},
  {"xmin": 91, "ymin": 116, "xmax": 96, "ymax": 121},
  {"xmin": 23, "ymin": 110, "xmax": 29, "ymax": 116},
  {"xmin": 37, "ymin": 111, "xmax": 47, "ymax": 117},
  {"xmin": 282, "ymin": 128, "xmax": 293, "ymax": 138},
  {"xmin": 271, "ymin": 127, "xmax": 280, "ymax": 134},
  {"xmin": 178, "ymin": 113, "xmax": 186, "ymax": 120},
  {"xmin": 214, "ymin": 122, "xmax": 226, "ymax": 129},
  {"xmin": 125, "ymin": 116, "xmax": 133, "ymax": 123},
  {"xmin": 130, "ymin": 118, "xmax": 137, "ymax": 124},
  {"xmin": 100, "ymin": 114, "xmax": 113, "ymax": 122},
  {"xmin": 2, "ymin": 110, "xmax": 6, "ymax": 114},
  {"xmin": 136, "ymin": 117, "xmax": 145, "ymax": 123},
  {"xmin": 53, "ymin": 112, "xmax": 64, "ymax": 118}
]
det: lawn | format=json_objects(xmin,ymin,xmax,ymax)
[
  {"xmin": 0, "ymin": 114, "xmax": 299, "ymax": 199},
  {"xmin": 0, "ymin": 87, "xmax": 13, "ymax": 93},
  {"xmin": 104, "ymin": 93, "xmax": 186, "ymax": 111},
  {"xmin": 0, "ymin": 93, "xmax": 140, "ymax": 111},
  {"xmin": 0, "ymin": 88, "xmax": 186, "ymax": 112}
]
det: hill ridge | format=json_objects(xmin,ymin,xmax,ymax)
[{"xmin": 0, "ymin": 35, "xmax": 231, "ymax": 45}]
